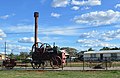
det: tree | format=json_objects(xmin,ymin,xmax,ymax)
[
  {"xmin": 111, "ymin": 47, "xmax": 119, "ymax": 50},
  {"xmin": 99, "ymin": 47, "xmax": 120, "ymax": 51},
  {"xmin": 100, "ymin": 47, "xmax": 110, "ymax": 50},
  {"xmin": 19, "ymin": 52, "xmax": 29, "ymax": 59},
  {"xmin": 8, "ymin": 52, "xmax": 15, "ymax": 59},
  {"xmin": 88, "ymin": 48, "xmax": 94, "ymax": 51},
  {"xmin": 61, "ymin": 47, "xmax": 78, "ymax": 57},
  {"xmin": 14, "ymin": 54, "xmax": 20, "ymax": 60}
]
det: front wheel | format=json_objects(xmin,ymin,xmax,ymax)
[{"xmin": 31, "ymin": 61, "xmax": 40, "ymax": 69}]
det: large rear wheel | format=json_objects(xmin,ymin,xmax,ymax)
[{"xmin": 50, "ymin": 56, "xmax": 62, "ymax": 69}]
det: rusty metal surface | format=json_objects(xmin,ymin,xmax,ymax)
[{"xmin": 34, "ymin": 12, "xmax": 39, "ymax": 51}]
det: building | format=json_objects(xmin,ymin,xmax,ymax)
[
  {"xmin": 0, "ymin": 53, "xmax": 6, "ymax": 60},
  {"xmin": 84, "ymin": 50, "xmax": 120, "ymax": 61}
]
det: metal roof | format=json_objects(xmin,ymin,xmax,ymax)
[{"xmin": 84, "ymin": 50, "xmax": 120, "ymax": 54}]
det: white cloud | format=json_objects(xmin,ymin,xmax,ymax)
[
  {"xmin": 115, "ymin": 4, "xmax": 120, "ymax": 8},
  {"xmin": 0, "ymin": 13, "xmax": 15, "ymax": 20},
  {"xmin": 18, "ymin": 37, "xmax": 40, "ymax": 43},
  {"xmin": 51, "ymin": 0, "xmax": 101, "ymax": 9},
  {"xmin": 6, "ymin": 44, "xmax": 31, "ymax": 53},
  {"xmin": 101, "ymin": 29, "xmax": 120, "ymax": 41},
  {"xmin": 78, "ymin": 39, "xmax": 116, "ymax": 48},
  {"xmin": 77, "ymin": 39, "xmax": 100, "ymax": 44},
  {"xmin": 73, "ymin": 10, "xmax": 120, "ymax": 26},
  {"xmin": 0, "ymin": 38, "xmax": 3, "ymax": 40},
  {"xmin": 7, "ymin": 24, "xmax": 34, "ymax": 33},
  {"xmin": 51, "ymin": 13, "xmax": 61, "ymax": 18},
  {"xmin": 0, "ymin": 29, "xmax": 6, "ymax": 38},
  {"xmin": 71, "ymin": 0, "xmax": 101, "ymax": 6},
  {"xmin": 0, "ymin": 15, "xmax": 10, "ymax": 20},
  {"xmin": 79, "ymin": 30, "xmax": 99, "ymax": 38},
  {"xmin": 40, "ymin": 26, "xmax": 80, "ymax": 36},
  {"xmin": 52, "ymin": 0, "xmax": 69, "ymax": 7},
  {"xmin": 71, "ymin": 6, "xmax": 79, "ymax": 10},
  {"xmin": 81, "ymin": 6, "xmax": 90, "ymax": 10},
  {"xmin": 92, "ymin": 42, "xmax": 116, "ymax": 48},
  {"xmin": 41, "ymin": 36, "xmax": 69, "ymax": 43},
  {"xmin": 97, "ymin": 43, "xmax": 116, "ymax": 47},
  {"xmin": 79, "ymin": 29, "xmax": 120, "ymax": 41},
  {"xmin": 78, "ymin": 29, "xmax": 120, "ymax": 48}
]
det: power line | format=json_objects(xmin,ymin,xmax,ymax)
[
  {"xmin": 5, "ymin": 25, "xmax": 115, "ymax": 34},
  {"xmin": 5, "ymin": 32, "xmax": 33, "ymax": 34},
  {"xmin": 40, "ymin": 25, "xmax": 114, "ymax": 32}
]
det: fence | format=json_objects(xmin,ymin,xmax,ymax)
[
  {"xmin": 0, "ymin": 57, "xmax": 120, "ymax": 71},
  {"xmin": 64, "ymin": 57, "xmax": 120, "ymax": 70}
]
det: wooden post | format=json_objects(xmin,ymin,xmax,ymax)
[
  {"xmin": 105, "ymin": 57, "xmax": 108, "ymax": 70},
  {"xmin": 83, "ymin": 56, "xmax": 85, "ymax": 71}
]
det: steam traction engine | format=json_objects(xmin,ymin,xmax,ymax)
[
  {"xmin": 31, "ymin": 12, "xmax": 63, "ymax": 69},
  {"xmin": 31, "ymin": 42, "xmax": 63, "ymax": 69}
]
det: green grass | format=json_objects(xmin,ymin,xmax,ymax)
[{"xmin": 0, "ymin": 70, "xmax": 120, "ymax": 78}]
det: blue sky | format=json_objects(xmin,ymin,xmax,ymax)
[{"xmin": 0, "ymin": 0, "xmax": 120, "ymax": 54}]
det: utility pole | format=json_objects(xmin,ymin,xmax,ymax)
[
  {"xmin": 34, "ymin": 12, "xmax": 39, "ymax": 52},
  {"xmin": 5, "ymin": 41, "xmax": 6, "ymax": 60}
]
